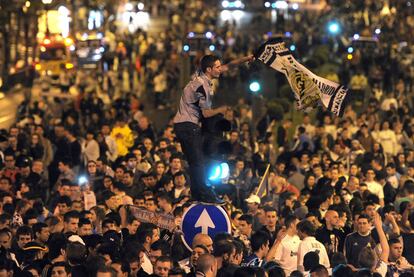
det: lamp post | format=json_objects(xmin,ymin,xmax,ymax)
[{"xmin": 42, "ymin": 0, "xmax": 52, "ymax": 36}]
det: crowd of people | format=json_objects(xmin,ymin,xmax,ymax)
[{"xmin": 1, "ymin": 0, "xmax": 414, "ymax": 276}]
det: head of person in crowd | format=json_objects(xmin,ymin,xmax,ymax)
[
  {"xmin": 122, "ymin": 242, "xmax": 145, "ymax": 276},
  {"xmin": 150, "ymin": 239, "xmax": 171, "ymax": 266},
  {"xmin": 63, "ymin": 211, "xmax": 80, "ymax": 234},
  {"xmin": 110, "ymin": 259, "xmax": 130, "ymax": 277},
  {"xmin": 153, "ymin": 256, "xmax": 172, "ymax": 277},
  {"xmin": 66, "ymin": 241, "xmax": 87, "ymax": 266},
  {"xmin": 192, "ymin": 233, "xmax": 213, "ymax": 254},
  {"xmin": 103, "ymin": 191, "xmax": 119, "ymax": 212},
  {"xmin": 304, "ymin": 211, "xmax": 319, "ymax": 229},
  {"xmin": 363, "ymin": 201, "xmax": 376, "ymax": 219},
  {"xmin": 356, "ymin": 213, "xmax": 371, "ymax": 236},
  {"xmin": 238, "ymin": 214, "xmax": 253, "ymax": 238},
  {"xmin": 231, "ymin": 210, "xmax": 243, "ymax": 229},
  {"xmin": 96, "ymin": 266, "xmax": 117, "ymax": 277},
  {"xmin": 157, "ymin": 193, "xmax": 173, "ymax": 213},
  {"xmin": 32, "ymin": 222, "xmax": 50, "ymax": 245},
  {"xmin": 357, "ymin": 246, "xmax": 379, "ymax": 273},
  {"xmin": 190, "ymin": 244, "xmax": 209, "ymax": 269},
  {"xmin": 136, "ymin": 223, "xmax": 160, "ymax": 251},
  {"xmin": 0, "ymin": 228, "xmax": 12, "ymax": 249},
  {"xmin": 229, "ymin": 239, "xmax": 244, "ymax": 265},
  {"xmin": 297, "ymin": 219, "xmax": 316, "ymax": 240},
  {"xmin": 324, "ymin": 209, "xmax": 340, "ymax": 230},
  {"xmin": 102, "ymin": 216, "xmax": 120, "ymax": 233},
  {"xmin": 173, "ymin": 171, "xmax": 187, "ymax": 190},
  {"xmin": 213, "ymin": 239, "xmax": 235, "ymax": 268},
  {"xmin": 78, "ymin": 218, "xmax": 93, "ymax": 236},
  {"xmin": 310, "ymin": 264, "xmax": 329, "ymax": 277},
  {"xmin": 16, "ymin": 225, "xmax": 33, "ymax": 249},
  {"xmin": 263, "ymin": 206, "xmax": 278, "ymax": 231},
  {"xmin": 250, "ymin": 231, "xmax": 270, "ymax": 259},
  {"xmin": 245, "ymin": 195, "xmax": 260, "ymax": 214},
  {"xmin": 169, "ymin": 155, "xmax": 182, "ymax": 174},
  {"xmin": 126, "ymin": 217, "xmax": 140, "ymax": 235},
  {"xmin": 303, "ymin": 251, "xmax": 319, "ymax": 272},
  {"xmin": 50, "ymin": 261, "xmax": 71, "ymax": 277},
  {"xmin": 196, "ymin": 253, "xmax": 217, "ymax": 277},
  {"xmin": 388, "ymin": 238, "xmax": 404, "ymax": 263},
  {"xmin": 145, "ymin": 197, "xmax": 158, "ymax": 212}
]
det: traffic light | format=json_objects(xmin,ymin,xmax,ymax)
[
  {"xmin": 208, "ymin": 162, "xmax": 230, "ymax": 182},
  {"xmin": 202, "ymin": 115, "xmax": 232, "ymax": 185}
]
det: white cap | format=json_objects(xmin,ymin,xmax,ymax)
[
  {"xmin": 68, "ymin": 235, "xmax": 85, "ymax": 246},
  {"xmin": 245, "ymin": 195, "xmax": 261, "ymax": 204}
]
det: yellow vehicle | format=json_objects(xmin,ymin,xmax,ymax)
[{"xmin": 35, "ymin": 36, "xmax": 74, "ymax": 80}]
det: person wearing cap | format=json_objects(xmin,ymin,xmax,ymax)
[
  {"xmin": 21, "ymin": 241, "xmax": 48, "ymax": 270},
  {"xmin": 245, "ymin": 195, "xmax": 261, "ymax": 215}
]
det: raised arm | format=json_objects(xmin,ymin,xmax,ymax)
[
  {"xmin": 373, "ymin": 211, "xmax": 389, "ymax": 263},
  {"xmin": 221, "ymin": 55, "xmax": 254, "ymax": 73}
]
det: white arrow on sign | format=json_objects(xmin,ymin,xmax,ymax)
[{"xmin": 194, "ymin": 209, "xmax": 215, "ymax": 234}]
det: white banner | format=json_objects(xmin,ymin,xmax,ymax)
[{"xmin": 255, "ymin": 38, "xmax": 350, "ymax": 117}]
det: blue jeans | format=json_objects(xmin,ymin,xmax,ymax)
[{"xmin": 174, "ymin": 122, "xmax": 211, "ymax": 199}]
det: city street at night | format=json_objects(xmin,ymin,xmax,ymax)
[{"xmin": 0, "ymin": 0, "xmax": 414, "ymax": 276}]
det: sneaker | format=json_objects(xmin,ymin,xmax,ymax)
[{"xmin": 194, "ymin": 193, "xmax": 225, "ymax": 206}]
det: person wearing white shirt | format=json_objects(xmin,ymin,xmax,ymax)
[
  {"xmin": 273, "ymin": 215, "xmax": 301, "ymax": 276},
  {"xmin": 364, "ymin": 169, "xmax": 385, "ymax": 206},
  {"xmin": 378, "ymin": 121, "xmax": 398, "ymax": 157},
  {"xmin": 296, "ymin": 220, "xmax": 330, "ymax": 272}
]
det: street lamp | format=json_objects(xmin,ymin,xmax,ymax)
[{"xmin": 42, "ymin": 0, "xmax": 53, "ymax": 35}]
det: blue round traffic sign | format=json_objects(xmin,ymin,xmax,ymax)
[{"xmin": 181, "ymin": 204, "xmax": 231, "ymax": 251}]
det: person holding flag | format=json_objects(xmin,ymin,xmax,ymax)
[{"xmin": 173, "ymin": 54, "xmax": 253, "ymax": 204}]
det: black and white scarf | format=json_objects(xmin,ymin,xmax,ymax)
[{"xmin": 254, "ymin": 37, "xmax": 351, "ymax": 117}]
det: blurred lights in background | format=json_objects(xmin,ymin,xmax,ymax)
[
  {"xmin": 208, "ymin": 163, "xmax": 230, "ymax": 182},
  {"xmin": 353, "ymin": 33, "xmax": 360, "ymax": 40},
  {"xmin": 347, "ymin": 47, "xmax": 354, "ymax": 53},
  {"xmin": 222, "ymin": 0, "xmax": 245, "ymax": 9},
  {"xmin": 327, "ymin": 21, "xmax": 340, "ymax": 35},
  {"xmin": 220, "ymin": 10, "xmax": 245, "ymax": 21},
  {"xmin": 275, "ymin": 1, "xmax": 288, "ymax": 9},
  {"xmin": 249, "ymin": 81, "xmax": 261, "ymax": 93}
]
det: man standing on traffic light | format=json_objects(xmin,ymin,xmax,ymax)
[{"xmin": 174, "ymin": 54, "xmax": 252, "ymax": 204}]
